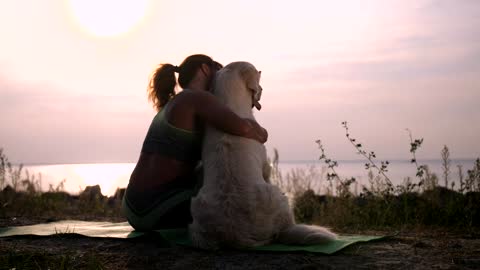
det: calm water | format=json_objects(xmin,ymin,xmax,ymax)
[{"xmin": 20, "ymin": 159, "xmax": 476, "ymax": 196}]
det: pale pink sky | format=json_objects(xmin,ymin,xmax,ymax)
[{"xmin": 1, "ymin": 0, "xmax": 479, "ymax": 164}]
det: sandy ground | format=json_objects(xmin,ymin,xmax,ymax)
[{"xmin": 1, "ymin": 217, "xmax": 479, "ymax": 270}]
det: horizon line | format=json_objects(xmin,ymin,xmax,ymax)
[{"xmin": 17, "ymin": 157, "xmax": 479, "ymax": 167}]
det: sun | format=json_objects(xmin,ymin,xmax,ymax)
[{"xmin": 67, "ymin": 0, "xmax": 150, "ymax": 37}]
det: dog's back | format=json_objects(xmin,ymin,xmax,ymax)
[{"xmin": 191, "ymin": 131, "xmax": 284, "ymax": 248}]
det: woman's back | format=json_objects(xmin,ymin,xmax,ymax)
[{"xmin": 129, "ymin": 90, "xmax": 202, "ymax": 191}]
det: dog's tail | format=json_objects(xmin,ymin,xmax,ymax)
[{"xmin": 276, "ymin": 224, "xmax": 337, "ymax": 245}]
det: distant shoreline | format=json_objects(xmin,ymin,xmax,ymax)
[{"xmin": 19, "ymin": 158, "xmax": 478, "ymax": 167}]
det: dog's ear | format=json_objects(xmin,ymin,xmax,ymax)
[
  {"xmin": 242, "ymin": 65, "xmax": 261, "ymax": 93},
  {"xmin": 244, "ymin": 66, "xmax": 262, "ymax": 110},
  {"xmin": 246, "ymin": 77, "xmax": 261, "ymax": 93}
]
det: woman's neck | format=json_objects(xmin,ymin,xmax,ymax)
[{"xmin": 187, "ymin": 78, "xmax": 207, "ymax": 92}]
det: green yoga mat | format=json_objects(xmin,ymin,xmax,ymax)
[{"xmin": 0, "ymin": 220, "xmax": 384, "ymax": 254}]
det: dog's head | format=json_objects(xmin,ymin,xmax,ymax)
[
  {"xmin": 217, "ymin": 61, "xmax": 263, "ymax": 111},
  {"xmin": 240, "ymin": 64, "xmax": 263, "ymax": 110}
]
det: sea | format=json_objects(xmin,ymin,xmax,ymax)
[{"xmin": 17, "ymin": 159, "xmax": 477, "ymax": 197}]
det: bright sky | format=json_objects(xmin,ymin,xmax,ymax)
[{"xmin": 1, "ymin": 0, "xmax": 479, "ymax": 164}]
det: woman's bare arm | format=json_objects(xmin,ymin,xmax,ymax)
[{"xmin": 192, "ymin": 90, "xmax": 268, "ymax": 143}]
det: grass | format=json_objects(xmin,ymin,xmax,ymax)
[
  {"xmin": 293, "ymin": 187, "xmax": 479, "ymax": 231},
  {"xmin": 270, "ymin": 122, "xmax": 480, "ymax": 232},
  {"xmin": 0, "ymin": 148, "xmax": 125, "ymax": 220},
  {"xmin": 0, "ymin": 250, "xmax": 105, "ymax": 270}
]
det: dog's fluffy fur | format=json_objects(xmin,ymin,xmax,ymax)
[{"xmin": 189, "ymin": 62, "xmax": 337, "ymax": 249}]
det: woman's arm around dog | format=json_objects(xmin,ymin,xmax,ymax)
[{"xmin": 192, "ymin": 90, "xmax": 268, "ymax": 143}]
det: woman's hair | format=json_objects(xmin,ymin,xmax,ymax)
[{"xmin": 147, "ymin": 54, "xmax": 219, "ymax": 111}]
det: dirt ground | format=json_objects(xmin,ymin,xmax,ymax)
[{"xmin": 1, "ymin": 217, "xmax": 479, "ymax": 270}]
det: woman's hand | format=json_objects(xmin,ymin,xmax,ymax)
[{"xmin": 244, "ymin": 119, "xmax": 268, "ymax": 144}]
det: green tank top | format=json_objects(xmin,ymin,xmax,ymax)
[{"xmin": 141, "ymin": 102, "xmax": 202, "ymax": 162}]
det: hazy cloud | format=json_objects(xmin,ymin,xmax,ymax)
[{"xmin": 0, "ymin": 73, "xmax": 152, "ymax": 164}]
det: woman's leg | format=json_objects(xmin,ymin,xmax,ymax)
[{"xmin": 152, "ymin": 198, "xmax": 193, "ymax": 229}]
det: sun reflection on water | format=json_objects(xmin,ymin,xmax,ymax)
[{"xmin": 72, "ymin": 163, "xmax": 134, "ymax": 196}]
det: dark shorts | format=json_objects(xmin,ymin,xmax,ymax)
[{"xmin": 122, "ymin": 170, "xmax": 202, "ymax": 231}]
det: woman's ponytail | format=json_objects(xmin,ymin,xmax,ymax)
[{"xmin": 147, "ymin": 64, "xmax": 177, "ymax": 112}]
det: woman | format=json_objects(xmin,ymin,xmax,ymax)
[{"xmin": 123, "ymin": 54, "xmax": 268, "ymax": 231}]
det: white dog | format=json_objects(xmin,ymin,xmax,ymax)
[{"xmin": 189, "ymin": 61, "xmax": 337, "ymax": 249}]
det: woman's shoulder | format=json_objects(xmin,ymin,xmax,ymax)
[
  {"xmin": 180, "ymin": 88, "xmax": 211, "ymax": 96},
  {"xmin": 168, "ymin": 90, "xmax": 209, "ymax": 112}
]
